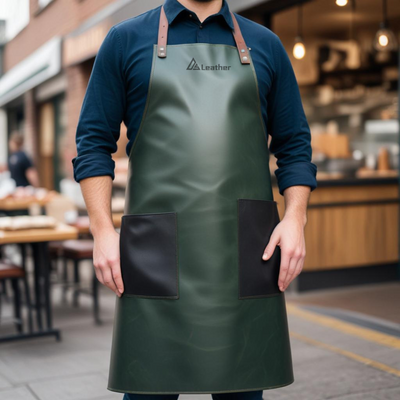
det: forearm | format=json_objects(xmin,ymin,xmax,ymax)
[
  {"xmin": 282, "ymin": 185, "xmax": 311, "ymax": 227},
  {"xmin": 79, "ymin": 175, "xmax": 115, "ymax": 237}
]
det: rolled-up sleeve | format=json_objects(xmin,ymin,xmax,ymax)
[
  {"xmin": 72, "ymin": 26, "xmax": 126, "ymax": 183},
  {"xmin": 267, "ymin": 35, "xmax": 317, "ymax": 196}
]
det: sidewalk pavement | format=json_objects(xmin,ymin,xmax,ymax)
[{"xmin": 0, "ymin": 268, "xmax": 399, "ymax": 400}]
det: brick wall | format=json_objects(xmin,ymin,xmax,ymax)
[
  {"xmin": 3, "ymin": 1, "xmax": 119, "ymax": 186},
  {"xmin": 4, "ymin": 0, "xmax": 134, "ymax": 185},
  {"xmin": 4, "ymin": 0, "xmax": 116, "ymax": 72}
]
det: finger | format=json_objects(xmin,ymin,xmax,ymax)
[
  {"xmin": 282, "ymin": 256, "xmax": 298, "ymax": 290},
  {"xmin": 293, "ymin": 256, "xmax": 305, "ymax": 280},
  {"xmin": 278, "ymin": 251, "xmax": 291, "ymax": 291},
  {"xmin": 100, "ymin": 266, "xmax": 119, "ymax": 295},
  {"xmin": 94, "ymin": 267, "xmax": 103, "ymax": 285},
  {"xmin": 94, "ymin": 264, "xmax": 104, "ymax": 285},
  {"xmin": 111, "ymin": 262, "xmax": 124, "ymax": 294},
  {"xmin": 294, "ymin": 257, "xmax": 304, "ymax": 278},
  {"xmin": 262, "ymin": 233, "xmax": 280, "ymax": 261},
  {"xmin": 286, "ymin": 247, "xmax": 305, "ymax": 289}
]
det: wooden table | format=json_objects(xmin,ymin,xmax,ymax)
[
  {"xmin": 0, "ymin": 195, "xmax": 53, "ymax": 213},
  {"xmin": 0, "ymin": 223, "xmax": 78, "ymax": 342},
  {"xmin": 0, "ymin": 223, "xmax": 78, "ymax": 244}
]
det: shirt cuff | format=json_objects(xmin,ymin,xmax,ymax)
[
  {"xmin": 274, "ymin": 161, "xmax": 318, "ymax": 196},
  {"xmin": 72, "ymin": 153, "xmax": 115, "ymax": 183}
]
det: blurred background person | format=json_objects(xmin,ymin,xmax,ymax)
[{"xmin": 7, "ymin": 131, "xmax": 39, "ymax": 187}]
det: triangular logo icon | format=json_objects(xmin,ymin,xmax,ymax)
[{"xmin": 187, "ymin": 58, "xmax": 200, "ymax": 70}]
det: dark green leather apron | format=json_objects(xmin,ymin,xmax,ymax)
[{"xmin": 108, "ymin": 6, "xmax": 294, "ymax": 395}]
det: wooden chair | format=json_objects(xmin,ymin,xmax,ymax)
[
  {"xmin": 44, "ymin": 195, "xmax": 101, "ymax": 325},
  {"xmin": 0, "ymin": 261, "xmax": 33, "ymax": 334},
  {"xmin": 61, "ymin": 239, "xmax": 101, "ymax": 325}
]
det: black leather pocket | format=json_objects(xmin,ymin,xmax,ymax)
[
  {"xmin": 119, "ymin": 212, "xmax": 179, "ymax": 299},
  {"xmin": 237, "ymin": 199, "xmax": 281, "ymax": 299}
]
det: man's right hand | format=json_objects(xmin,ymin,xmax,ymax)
[{"xmin": 92, "ymin": 229, "xmax": 124, "ymax": 297}]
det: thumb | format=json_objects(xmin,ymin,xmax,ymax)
[{"xmin": 262, "ymin": 232, "xmax": 280, "ymax": 261}]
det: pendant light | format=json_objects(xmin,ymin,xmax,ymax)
[
  {"xmin": 349, "ymin": 0, "xmax": 356, "ymax": 42},
  {"xmin": 293, "ymin": 4, "xmax": 306, "ymax": 60},
  {"xmin": 373, "ymin": 0, "xmax": 397, "ymax": 51},
  {"xmin": 336, "ymin": 0, "xmax": 348, "ymax": 6}
]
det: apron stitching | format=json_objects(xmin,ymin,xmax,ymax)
[
  {"xmin": 175, "ymin": 212, "xmax": 180, "ymax": 300},
  {"xmin": 122, "ymin": 294, "xmax": 179, "ymax": 299},
  {"xmin": 107, "ymin": 378, "xmax": 295, "ymax": 394},
  {"xmin": 156, "ymin": 43, "xmax": 239, "ymax": 50},
  {"xmin": 127, "ymin": 45, "xmax": 158, "ymax": 160},
  {"xmin": 238, "ymin": 198, "xmax": 278, "ymax": 205},
  {"xmin": 237, "ymin": 199, "xmax": 241, "ymax": 300},
  {"xmin": 244, "ymin": 49, "xmax": 275, "ymax": 201},
  {"xmin": 122, "ymin": 211, "xmax": 176, "ymax": 218}
]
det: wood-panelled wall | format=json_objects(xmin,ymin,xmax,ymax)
[{"xmin": 273, "ymin": 184, "xmax": 399, "ymax": 271}]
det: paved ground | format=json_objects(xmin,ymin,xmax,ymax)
[{"xmin": 0, "ymin": 261, "xmax": 399, "ymax": 400}]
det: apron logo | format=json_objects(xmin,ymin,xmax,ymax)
[
  {"xmin": 187, "ymin": 58, "xmax": 231, "ymax": 71},
  {"xmin": 187, "ymin": 58, "xmax": 201, "ymax": 70}
]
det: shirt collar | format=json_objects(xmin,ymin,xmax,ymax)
[{"xmin": 163, "ymin": 0, "xmax": 234, "ymax": 31}]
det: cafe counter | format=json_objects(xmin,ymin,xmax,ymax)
[{"xmin": 272, "ymin": 174, "xmax": 399, "ymax": 291}]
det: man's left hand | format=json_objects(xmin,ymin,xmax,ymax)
[{"xmin": 262, "ymin": 215, "xmax": 307, "ymax": 292}]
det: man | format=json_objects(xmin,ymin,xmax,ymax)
[
  {"xmin": 8, "ymin": 131, "xmax": 39, "ymax": 187},
  {"xmin": 72, "ymin": 0, "xmax": 317, "ymax": 399}
]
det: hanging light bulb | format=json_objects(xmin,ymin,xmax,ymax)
[
  {"xmin": 293, "ymin": 38, "xmax": 306, "ymax": 59},
  {"xmin": 378, "ymin": 31, "xmax": 389, "ymax": 47},
  {"xmin": 336, "ymin": 0, "xmax": 348, "ymax": 6},
  {"xmin": 293, "ymin": 5, "xmax": 306, "ymax": 60},
  {"xmin": 374, "ymin": 25, "xmax": 397, "ymax": 51},
  {"xmin": 349, "ymin": 0, "xmax": 357, "ymax": 42},
  {"xmin": 373, "ymin": 0, "xmax": 397, "ymax": 51}
]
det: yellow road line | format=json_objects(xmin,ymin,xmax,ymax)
[
  {"xmin": 290, "ymin": 331, "xmax": 400, "ymax": 378},
  {"xmin": 286, "ymin": 303, "xmax": 400, "ymax": 350}
]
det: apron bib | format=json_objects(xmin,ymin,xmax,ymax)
[{"xmin": 108, "ymin": 6, "xmax": 294, "ymax": 395}]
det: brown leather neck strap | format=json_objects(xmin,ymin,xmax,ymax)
[
  {"xmin": 157, "ymin": 6, "xmax": 251, "ymax": 65},
  {"xmin": 230, "ymin": 12, "xmax": 250, "ymax": 64},
  {"xmin": 158, "ymin": 5, "xmax": 168, "ymax": 58}
]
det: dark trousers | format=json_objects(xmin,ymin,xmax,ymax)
[{"xmin": 123, "ymin": 391, "xmax": 263, "ymax": 400}]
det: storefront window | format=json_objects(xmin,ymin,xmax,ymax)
[{"xmin": 271, "ymin": 0, "xmax": 399, "ymax": 178}]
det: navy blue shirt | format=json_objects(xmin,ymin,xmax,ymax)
[
  {"xmin": 72, "ymin": 0, "xmax": 317, "ymax": 196},
  {"xmin": 8, "ymin": 150, "xmax": 33, "ymax": 187}
]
